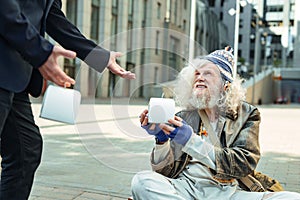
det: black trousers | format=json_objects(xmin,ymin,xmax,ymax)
[{"xmin": 0, "ymin": 88, "xmax": 43, "ymax": 200}]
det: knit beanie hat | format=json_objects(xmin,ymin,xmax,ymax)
[{"xmin": 204, "ymin": 46, "xmax": 234, "ymax": 83}]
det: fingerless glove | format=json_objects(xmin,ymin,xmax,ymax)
[{"xmin": 168, "ymin": 121, "xmax": 193, "ymax": 145}]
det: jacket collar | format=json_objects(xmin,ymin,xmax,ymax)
[{"xmin": 216, "ymin": 115, "xmax": 226, "ymax": 139}]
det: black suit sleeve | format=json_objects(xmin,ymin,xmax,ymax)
[
  {"xmin": 0, "ymin": 0, "xmax": 53, "ymax": 68},
  {"xmin": 46, "ymin": 0, "xmax": 110, "ymax": 73}
]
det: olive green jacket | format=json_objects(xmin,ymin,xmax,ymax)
[{"xmin": 151, "ymin": 101, "xmax": 261, "ymax": 181}]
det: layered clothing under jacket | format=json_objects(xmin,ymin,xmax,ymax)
[{"xmin": 150, "ymin": 102, "xmax": 261, "ymax": 181}]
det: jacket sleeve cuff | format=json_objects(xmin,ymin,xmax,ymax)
[
  {"xmin": 152, "ymin": 140, "xmax": 171, "ymax": 164},
  {"xmin": 32, "ymin": 40, "xmax": 54, "ymax": 68},
  {"xmin": 82, "ymin": 46, "xmax": 110, "ymax": 72},
  {"xmin": 151, "ymin": 141, "xmax": 174, "ymax": 172}
]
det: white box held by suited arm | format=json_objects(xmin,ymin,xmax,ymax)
[
  {"xmin": 40, "ymin": 85, "xmax": 81, "ymax": 124},
  {"xmin": 148, "ymin": 98, "xmax": 175, "ymax": 123}
]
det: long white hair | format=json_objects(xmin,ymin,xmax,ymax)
[{"xmin": 174, "ymin": 58, "xmax": 246, "ymax": 115}]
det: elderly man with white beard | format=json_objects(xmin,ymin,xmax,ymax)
[{"xmin": 130, "ymin": 47, "xmax": 300, "ymax": 200}]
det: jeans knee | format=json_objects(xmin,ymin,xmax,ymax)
[
  {"xmin": 131, "ymin": 171, "xmax": 147, "ymax": 193},
  {"xmin": 131, "ymin": 171, "xmax": 157, "ymax": 194}
]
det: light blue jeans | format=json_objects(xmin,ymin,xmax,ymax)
[{"xmin": 131, "ymin": 171, "xmax": 300, "ymax": 200}]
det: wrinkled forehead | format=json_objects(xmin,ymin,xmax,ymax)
[{"xmin": 194, "ymin": 62, "xmax": 222, "ymax": 75}]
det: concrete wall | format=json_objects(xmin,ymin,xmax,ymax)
[{"xmin": 245, "ymin": 69, "xmax": 274, "ymax": 104}]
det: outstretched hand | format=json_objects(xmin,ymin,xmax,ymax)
[
  {"xmin": 38, "ymin": 45, "xmax": 76, "ymax": 87},
  {"xmin": 107, "ymin": 51, "xmax": 136, "ymax": 79}
]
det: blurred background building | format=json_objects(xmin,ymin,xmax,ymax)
[
  {"xmin": 48, "ymin": 0, "xmax": 300, "ymax": 104},
  {"xmin": 58, "ymin": 0, "xmax": 197, "ymax": 99}
]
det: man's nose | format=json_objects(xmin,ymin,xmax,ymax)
[{"xmin": 195, "ymin": 74, "xmax": 205, "ymax": 82}]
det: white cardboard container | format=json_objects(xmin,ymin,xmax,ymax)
[
  {"xmin": 148, "ymin": 98, "xmax": 175, "ymax": 123},
  {"xmin": 40, "ymin": 85, "xmax": 81, "ymax": 124}
]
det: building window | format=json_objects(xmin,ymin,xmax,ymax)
[
  {"xmin": 272, "ymin": 35, "xmax": 281, "ymax": 44},
  {"xmin": 184, "ymin": 0, "xmax": 187, "ymax": 9},
  {"xmin": 108, "ymin": 6, "xmax": 118, "ymax": 100},
  {"xmin": 239, "ymin": 19, "xmax": 243, "ymax": 28},
  {"xmin": 63, "ymin": 59, "xmax": 76, "ymax": 79},
  {"xmin": 111, "ymin": 0, "xmax": 118, "ymax": 50},
  {"xmin": 66, "ymin": 0, "xmax": 77, "ymax": 24},
  {"xmin": 183, "ymin": 20, "xmax": 186, "ymax": 31},
  {"xmin": 155, "ymin": 31, "xmax": 159, "ymax": 55},
  {"xmin": 291, "ymin": 3, "xmax": 295, "ymax": 13},
  {"xmin": 112, "ymin": 0, "xmax": 118, "ymax": 7},
  {"xmin": 239, "ymin": 34, "xmax": 243, "ymax": 43},
  {"xmin": 169, "ymin": 1, "xmax": 172, "ymax": 23},
  {"xmin": 127, "ymin": 21, "xmax": 133, "ymax": 50},
  {"xmin": 157, "ymin": 2, "xmax": 161, "ymax": 19},
  {"xmin": 208, "ymin": 0, "xmax": 215, "ymax": 7},
  {"xmin": 174, "ymin": 0, "xmax": 178, "ymax": 24},
  {"xmin": 267, "ymin": 5, "xmax": 283, "ymax": 12},
  {"xmin": 169, "ymin": 36, "xmax": 179, "ymax": 70},
  {"xmin": 240, "ymin": 5, "xmax": 244, "ymax": 13},
  {"xmin": 111, "ymin": 15, "xmax": 117, "ymax": 49},
  {"xmin": 128, "ymin": 0, "xmax": 134, "ymax": 51},
  {"xmin": 112, "ymin": 0, "xmax": 118, "ymax": 15},
  {"xmin": 250, "ymin": 50, "xmax": 254, "ymax": 58},
  {"xmin": 64, "ymin": 0, "xmax": 78, "ymax": 79},
  {"xmin": 142, "ymin": 0, "xmax": 147, "ymax": 27},
  {"xmin": 90, "ymin": 0, "xmax": 100, "ymax": 42},
  {"xmin": 128, "ymin": 0, "xmax": 133, "ymax": 20},
  {"xmin": 154, "ymin": 66, "xmax": 159, "ymax": 84},
  {"xmin": 221, "ymin": 0, "xmax": 225, "ymax": 7}
]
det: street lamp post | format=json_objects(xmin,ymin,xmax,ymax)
[
  {"xmin": 233, "ymin": 0, "xmax": 241, "ymax": 79},
  {"xmin": 189, "ymin": 0, "xmax": 196, "ymax": 64},
  {"xmin": 251, "ymin": 15, "xmax": 258, "ymax": 104},
  {"xmin": 231, "ymin": 0, "xmax": 248, "ymax": 78},
  {"xmin": 251, "ymin": 13, "xmax": 262, "ymax": 104}
]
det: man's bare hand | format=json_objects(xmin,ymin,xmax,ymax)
[
  {"xmin": 107, "ymin": 51, "xmax": 136, "ymax": 79},
  {"xmin": 38, "ymin": 46, "xmax": 76, "ymax": 87}
]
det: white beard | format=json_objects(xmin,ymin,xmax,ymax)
[{"xmin": 189, "ymin": 86, "xmax": 222, "ymax": 110}]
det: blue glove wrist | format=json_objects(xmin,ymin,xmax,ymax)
[{"xmin": 155, "ymin": 131, "xmax": 169, "ymax": 143}]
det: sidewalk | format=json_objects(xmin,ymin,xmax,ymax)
[{"xmin": 29, "ymin": 103, "xmax": 300, "ymax": 199}]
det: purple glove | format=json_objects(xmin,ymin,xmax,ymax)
[
  {"xmin": 142, "ymin": 124, "xmax": 169, "ymax": 143},
  {"xmin": 168, "ymin": 121, "xmax": 193, "ymax": 145}
]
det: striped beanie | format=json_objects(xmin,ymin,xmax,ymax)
[{"xmin": 204, "ymin": 46, "xmax": 235, "ymax": 83}]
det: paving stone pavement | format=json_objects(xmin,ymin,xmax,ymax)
[{"xmin": 27, "ymin": 102, "xmax": 300, "ymax": 199}]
